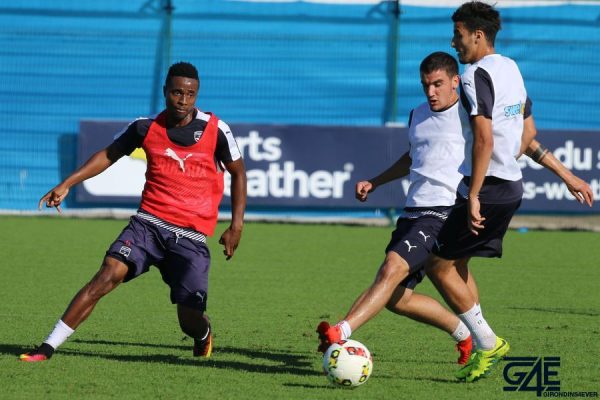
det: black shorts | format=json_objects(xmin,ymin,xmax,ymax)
[
  {"xmin": 385, "ymin": 212, "xmax": 448, "ymax": 289},
  {"xmin": 106, "ymin": 216, "xmax": 211, "ymax": 312},
  {"xmin": 433, "ymin": 196, "xmax": 522, "ymax": 260}
]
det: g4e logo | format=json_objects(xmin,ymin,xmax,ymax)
[{"xmin": 503, "ymin": 357, "xmax": 560, "ymax": 396}]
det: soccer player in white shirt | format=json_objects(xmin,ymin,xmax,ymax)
[
  {"xmin": 424, "ymin": 1, "xmax": 574, "ymax": 382},
  {"xmin": 317, "ymin": 52, "xmax": 475, "ymax": 358},
  {"xmin": 316, "ymin": 5, "xmax": 594, "ymax": 373}
]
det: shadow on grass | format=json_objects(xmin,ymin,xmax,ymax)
[
  {"xmin": 406, "ymin": 376, "xmax": 462, "ymax": 384},
  {"xmin": 283, "ymin": 374, "xmax": 459, "ymax": 388},
  {"xmin": 2, "ymin": 341, "xmax": 320, "ymax": 377},
  {"xmin": 1, "ymin": 343, "xmax": 29, "ymax": 359},
  {"xmin": 5, "ymin": 342, "xmax": 459, "ymax": 384},
  {"xmin": 507, "ymin": 306, "xmax": 599, "ymax": 317},
  {"xmin": 283, "ymin": 382, "xmax": 348, "ymax": 390},
  {"xmin": 71, "ymin": 338, "xmax": 311, "ymax": 362}
]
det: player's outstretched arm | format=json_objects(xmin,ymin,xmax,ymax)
[
  {"xmin": 524, "ymin": 139, "xmax": 593, "ymax": 207},
  {"xmin": 38, "ymin": 143, "xmax": 125, "ymax": 213},
  {"xmin": 355, "ymin": 151, "xmax": 411, "ymax": 202},
  {"xmin": 219, "ymin": 158, "xmax": 247, "ymax": 260}
]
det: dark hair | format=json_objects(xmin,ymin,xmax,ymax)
[
  {"xmin": 420, "ymin": 52, "xmax": 459, "ymax": 77},
  {"xmin": 452, "ymin": 1, "xmax": 501, "ymax": 46},
  {"xmin": 165, "ymin": 61, "xmax": 199, "ymax": 85}
]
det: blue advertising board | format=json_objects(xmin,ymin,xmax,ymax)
[{"xmin": 77, "ymin": 121, "xmax": 600, "ymax": 213}]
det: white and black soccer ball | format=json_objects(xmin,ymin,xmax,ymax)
[{"xmin": 322, "ymin": 339, "xmax": 373, "ymax": 387}]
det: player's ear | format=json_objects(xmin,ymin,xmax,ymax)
[
  {"xmin": 474, "ymin": 29, "xmax": 484, "ymax": 44},
  {"xmin": 162, "ymin": 85, "xmax": 167, "ymax": 97},
  {"xmin": 452, "ymin": 75, "xmax": 460, "ymax": 90}
]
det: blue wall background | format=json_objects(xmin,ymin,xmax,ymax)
[{"xmin": 1, "ymin": 1, "xmax": 599, "ymax": 210}]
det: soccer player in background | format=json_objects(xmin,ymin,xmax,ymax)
[{"xmin": 20, "ymin": 62, "xmax": 247, "ymax": 362}]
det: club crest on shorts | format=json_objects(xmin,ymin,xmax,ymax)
[
  {"xmin": 119, "ymin": 246, "xmax": 131, "ymax": 258},
  {"xmin": 193, "ymin": 130, "xmax": 203, "ymax": 142}
]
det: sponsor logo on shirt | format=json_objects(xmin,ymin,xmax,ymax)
[{"xmin": 504, "ymin": 102, "xmax": 525, "ymax": 118}]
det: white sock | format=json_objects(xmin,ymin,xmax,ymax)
[
  {"xmin": 43, "ymin": 320, "xmax": 75, "ymax": 349},
  {"xmin": 337, "ymin": 320, "xmax": 352, "ymax": 340},
  {"xmin": 458, "ymin": 305, "xmax": 496, "ymax": 350},
  {"xmin": 471, "ymin": 303, "xmax": 482, "ymax": 349},
  {"xmin": 450, "ymin": 320, "xmax": 471, "ymax": 342}
]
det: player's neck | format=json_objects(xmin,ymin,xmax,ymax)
[
  {"xmin": 473, "ymin": 46, "xmax": 495, "ymax": 63},
  {"xmin": 166, "ymin": 108, "xmax": 196, "ymax": 128}
]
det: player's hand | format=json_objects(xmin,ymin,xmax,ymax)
[
  {"xmin": 38, "ymin": 185, "xmax": 69, "ymax": 213},
  {"xmin": 564, "ymin": 174, "xmax": 593, "ymax": 207},
  {"xmin": 355, "ymin": 181, "xmax": 375, "ymax": 202},
  {"xmin": 467, "ymin": 196, "xmax": 485, "ymax": 235},
  {"xmin": 218, "ymin": 226, "xmax": 242, "ymax": 260}
]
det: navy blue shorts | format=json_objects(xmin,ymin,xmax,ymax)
[
  {"xmin": 433, "ymin": 197, "xmax": 521, "ymax": 260},
  {"xmin": 385, "ymin": 214, "xmax": 446, "ymax": 289},
  {"xmin": 399, "ymin": 269, "xmax": 426, "ymax": 290},
  {"xmin": 106, "ymin": 216, "xmax": 210, "ymax": 312}
]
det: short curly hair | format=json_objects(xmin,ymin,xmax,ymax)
[{"xmin": 165, "ymin": 62, "xmax": 199, "ymax": 85}]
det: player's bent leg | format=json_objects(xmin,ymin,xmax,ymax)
[
  {"xmin": 61, "ymin": 256, "xmax": 129, "ymax": 329},
  {"xmin": 317, "ymin": 252, "xmax": 410, "ymax": 352},
  {"xmin": 427, "ymin": 256, "xmax": 505, "ymax": 378},
  {"xmin": 344, "ymin": 252, "xmax": 410, "ymax": 328},
  {"xmin": 425, "ymin": 255, "xmax": 476, "ymax": 314},
  {"xmin": 387, "ymin": 287, "xmax": 460, "ymax": 332},
  {"xmin": 455, "ymin": 259, "xmax": 479, "ymax": 304},
  {"xmin": 177, "ymin": 304, "xmax": 212, "ymax": 358},
  {"xmin": 19, "ymin": 256, "xmax": 129, "ymax": 362},
  {"xmin": 386, "ymin": 287, "xmax": 472, "ymax": 364}
]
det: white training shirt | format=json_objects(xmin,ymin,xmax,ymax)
[
  {"xmin": 459, "ymin": 54, "xmax": 528, "ymax": 181},
  {"xmin": 405, "ymin": 100, "xmax": 468, "ymax": 207}
]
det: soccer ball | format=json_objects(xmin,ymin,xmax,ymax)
[{"xmin": 322, "ymin": 339, "xmax": 373, "ymax": 387}]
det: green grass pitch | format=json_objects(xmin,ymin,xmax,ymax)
[{"xmin": 0, "ymin": 216, "xmax": 598, "ymax": 399}]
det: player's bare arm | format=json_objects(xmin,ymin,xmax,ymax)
[
  {"xmin": 525, "ymin": 139, "xmax": 593, "ymax": 207},
  {"xmin": 39, "ymin": 143, "xmax": 125, "ymax": 213},
  {"xmin": 468, "ymin": 115, "xmax": 494, "ymax": 235},
  {"xmin": 518, "ymin": 115, "xmax": 538, "ymax": 157},
  {"xmin": 355, "ymin": 152, "xmax": 412, "ymax": 202},
  {"xmin": 219, "ymin": 158, "xmax": 247, "ymax": 260}
]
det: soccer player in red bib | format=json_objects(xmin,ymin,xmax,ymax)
[{"xmin": 20, "ymin": 62, "xmax": 246, "ymax": 362}]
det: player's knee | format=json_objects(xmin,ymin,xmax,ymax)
[
  {"xmin": 86, "ymin": 258, "xmax": 127, "ymax": 299},
  {"xmin": 175, "ymin": 290, "xmax": 207, "ymax": 315},
  {"xmin": 377, "ymin": 255, "xmax": 409, "ymax": 285},
  {"xmin": 84, "ymin": 279, "xmax": 114, "ymax": 300}
]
